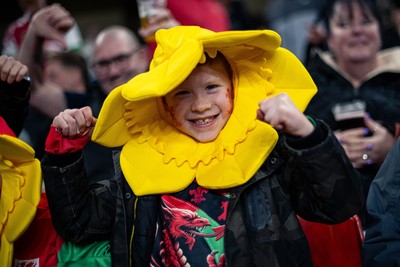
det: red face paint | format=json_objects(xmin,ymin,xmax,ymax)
[
  {"xmin": 225, "ymin": 88, "xmax": 233, "ymax": 115},
  {"xmin": 161, "ymin": 96, "xmax": 182, "ymax": 127}
]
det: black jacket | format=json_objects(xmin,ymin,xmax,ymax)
[
  {"xmin": 42, "ymin": 121, "xmax": 364, "ymax": 266},
  {"xmin": 362, "ymin": 139, "xmax": 400, "ymax": 267},
  {"xmin": 305, "ymin": 50, "xmax": 400, "ymax": 196},
  {"xmin": 0, "ymin": 78, "xmax": 30, "ymax": 135}
]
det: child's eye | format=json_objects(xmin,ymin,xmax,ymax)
[
  {"xmin": 174, "ymin": 90, "xmax": 190, "ymax": 96},
  {"xmin": 206, "ymin": 84, "xmax": 219, "ymax": 91}
]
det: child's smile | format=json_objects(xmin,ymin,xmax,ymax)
[{"xmin": 190, "ymin": 115, "xmax": 219, "ymax": 126}]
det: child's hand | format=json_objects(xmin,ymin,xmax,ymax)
[
  {"xmin": 0, "ymin": 55, "xmax": 28, "ymax": 83},
  {"xmin": 52, "ymin": 106, "xmax": 96, "ymax": 138},
  {"xmin": 45, "ymin": 107, "xmax": 96, "ymax": 154},
  {"xmin": 257, "ymin": 93, "xmax": 314, "ymax": 137}
]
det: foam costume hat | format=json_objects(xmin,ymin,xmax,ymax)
[
  {"xmin": 92, "ymin": 26, "xmax": 317, "ymax": 196},
  {"xmin": 0, "ymin": 117, "xmax": 41, "ymax": 267}
]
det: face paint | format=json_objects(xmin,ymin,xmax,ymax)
[
  {"xmin": 225, "ymin": 88, "xmax": 233, "ymax": 115},
  {"xmin": 161, "ymin": 97, "xmax": 182, "ymax": 127}
]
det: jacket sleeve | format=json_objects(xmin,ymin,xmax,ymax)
[
  {"xmin": 41, "ymin": 152, "xmax": 118, "ymax": 244},
  {"xmin": 362, "ymin": 139, "xmax": 400, "ymax": 266},
  {"xmin": 283, "ymin": 120, "xmax": 365, "ymax": 223},
  {"xmin": 0, "ymin": 81, "xmax": 30, "ymax": 136}
]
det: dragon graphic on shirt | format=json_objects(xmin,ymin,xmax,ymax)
[
  {"xmin": 150, "ymin": 198, "xmax": 225, "ymax": 267},
  {"xmin": 162, "ymin": 201, "xmax": 223, "ymax": 250}
]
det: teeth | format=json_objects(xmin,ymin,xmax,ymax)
[{"xmin": 195, "ymin": 117, "xmax": 214, "ymax": 125}]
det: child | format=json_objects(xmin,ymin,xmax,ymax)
[{"xmin": 42, "ymin": 26, "xmax": 364, "ymax": 266}]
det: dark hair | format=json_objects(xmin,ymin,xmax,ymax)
[
  {"xmin": 317, "ymin": 0, "xmax": 382, "ymax": 36},
  {"xmin": 46, "ymin": 51, "xmax": 90, "ymax": 86}
]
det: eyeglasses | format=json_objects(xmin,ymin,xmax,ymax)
[{"xmin": 92, "ymin": 49, "xmax": 139, "ymax": 72}]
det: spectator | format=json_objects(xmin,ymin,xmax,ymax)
[
  {"xmin": 2, "ymin": 0, "xmax": 82, "ymax": 57},
  {"xmin": 17, "ymin": 4, "xmax": 89, "ymax": 159},
  {"xmin": 85, "ymin": 24, "xmax": 150, "ymax": 181},
  {"xmin": 11, "ymin": 6, "xmax": 113, "ymax": 261},
  {"xmin": 0, "ymin": 54, "xmax": 90, "ymax": 267},
  {"xmin": 17, "ymin": 3, "xmax": 150, "ymax": 174},
  {"xmin": 28, "ymin": 51, "xmax": 90, "ymax": 159},
  {"xmin": 22, "ymin": 24, "xmax": 148, "ymax": 266},
  {"xmin": 90, "ymin": 25, "xmax": 149, "ymax": 97},
  {"xmin": 42, "ymin": 26, "xmax": 363, "ymax": 266},
  {"xmin": 362, "ymin": 138, "xmax": 400, "ymax": 266},
  {"xmin": 0, "ymin": 55, "xmax": 42, "ymax": 267},
  {"xmin": 305, "ymin": 0, "xmax": 400, "ymax": 64},
  {"xmin": 304, "ymin": 0, "xmax": 400, "ymax": 225}
]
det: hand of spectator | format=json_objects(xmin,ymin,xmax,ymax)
[
  {"xmin": 334, "ymin": 116, "xmax": 395, "ymax": 168},
  {"xmin": 52, "ymin": 106, "xmax": 96, "ymax": 138},
  {"xmin": 29, "ymin": 3, "xmax": 75, "ymax": 50},
  {"xmin": 0, "ymin": 55, "xmax": 28, "ymax": 83},
  {"xmin": 138, "ymin": 7, "xmax": 180, "ymax": 41},
  {"xmin": 257, "ymin": 93, "xmax": 314, "ymax": 137}
]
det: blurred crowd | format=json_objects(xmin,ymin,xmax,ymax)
[{"xmin": 2, "ymin": 0, "xmax": 400, "ymax": 266}]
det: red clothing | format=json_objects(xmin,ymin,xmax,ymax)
[
  {"xmin": 13, "ymin": 193, "xmax": 63, "ymax": 267},
  {"xmin": 148, "ymin": 0, "xmax": 230, "ymax": 55},
  {"xmin": 2, "ymin": 11, "xmax": 82, "ymax": 56},
  {"xmin": 167, "ymin": 0, "xmax": 230, "ymax": 31},
  {"xmin": 0, "ymin": 116, "xmax": 16, "ymax": 137},
  {"xmin": 2, "ymin": 12, "xmax": 31, "ymax": 56}
]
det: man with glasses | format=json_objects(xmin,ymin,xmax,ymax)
[
  {"xmin": 86, "ymin": 25, "xmax": 150, "ymax": 181},
  {"xmin": 91, "ymin": 25, "xmax": 149, "ymax": 96},
  {"xmin": 17, "ymin": 4, "xmax": 89, "ymax": 160}
]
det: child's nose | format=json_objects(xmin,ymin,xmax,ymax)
[{"xmin": 192, "ymin": 95, "xmax": 211, "ymax": 112}]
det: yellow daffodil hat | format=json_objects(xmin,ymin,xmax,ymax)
[
  {"xmin": 0, "ymin": 118, "xmax": 41, "ymax": 267},
  {"xmin": 92, "ymin": 26, "xmax": 317, "ymax": 196}
]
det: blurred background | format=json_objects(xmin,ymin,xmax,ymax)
[
  {"xmin": 0, "ymin": 0, "xmax": 142, "ymax": 51},
  {"xmin": 0, "ymin": 0, "xmax": 326, "ymax": 63}
]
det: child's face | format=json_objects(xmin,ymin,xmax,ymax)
[{"xmin": 163, "ymin": 60, "xmax": 233, "ymax": 142}]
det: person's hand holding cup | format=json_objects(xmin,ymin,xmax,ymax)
[{"xmin": 137, "ymin": 0, "xmax": 180, "ymax": 42}]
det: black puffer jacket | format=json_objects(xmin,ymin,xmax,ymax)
[{"xmin": 42, "ymin": 121, "xmax": 364, "ymax": 267}]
